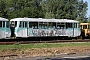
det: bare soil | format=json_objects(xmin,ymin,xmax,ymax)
[{"xmin": 0, "ymin": 46, "xmax": 90, "ymax": 60}]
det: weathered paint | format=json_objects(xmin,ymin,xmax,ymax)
[
  {"xmin": 0, "ymin": 28, "xmax": 11, "ymax": 38},
  {"xmin": 28, "ymin": 28, "xmax": 80, "ymax": 37},
  {"xmin": 14, "ymin": 28, "xmax": 81, "ymax": 37}
]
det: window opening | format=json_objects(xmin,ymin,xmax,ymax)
[
  {"xmin": 0, "ymin": 21, "xmax": 2, "ymax": 27},
  {"xmin": 23, "ymin": 22, "xmax": 24, "ymax": 27},
  {"xmin": 3, "ymin": 21, "xmax": 5, "ymax": 28},
  {"xmin": 83, "ymin": 25, "xmax": 87, "ymax": 29},
  {"xmin": 74, "ymin": 23, "xmax": 77, "ymax": 28},
  {"xmin": 19, "ymin": 21, "xmax": 23, "ymax": 27},
  {"xmin": 15, "ymin": 21, "xmax": 17, "ymax": 27},
  {"xmin": 88, "ymin": 25, "xmax": 90, "ymax": 29},
  {"xmin": 48, "ymin": 22, "xmax": 56, "ymax": 28},
  {"xmin": 80, "ymin": 25, "xmax": 82, "ymax": 29},
  {"xmin": 29, "ymin": 22, "xmax": 38, "ymax": 29},
  {"xmin": 66, "ymin": 23, "xmax": 72, "ymax": 28},
  {"xmin": 19, "ymin": 21, "xmax": 24, "ymax": 28},
  {"xmin": 25, "ymin": 22, "xmax": 27, "ymax": 28},
  {"xmin": 39, "ymin": 22, "xmax": 48, "ymax": 29},
  {"xmin": 6, "ymin": 21, "xmax": 9, "ymax": 28},
  {"xmin": 57, "ymin": 23, "xmax": 65, "ymax": 29}
]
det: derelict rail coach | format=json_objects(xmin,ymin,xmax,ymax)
[
  {"xmin": 0, "ymin": 17, "xmax": 11, "ymax": 38},
  {"xmin": 80, "ymin": 23, "xmax": 90, "ymax": 38},
  {"xmin": 10, "ymin": 18, "xmax": 81, "ymax": 39}
]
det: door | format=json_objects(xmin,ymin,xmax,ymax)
[{"xmin": 19, "ymin": 21, "xmax": 28, "ymax": 37}]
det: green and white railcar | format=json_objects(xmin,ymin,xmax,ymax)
[
  {"xmin": 0, "ymin": 17, "xmax": 11, "ymax": 38},
  {"xmin": 10, "ymin": 18, "xmax": 81, "ymax": 38}
]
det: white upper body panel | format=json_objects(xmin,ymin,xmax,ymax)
[
  {"xmin": 10, "ymin": 18, "xmax": 79, "ymax": 23},
  {"xmin": 0, "ymin": 17, "xmax": 9, "ymax": 21}
]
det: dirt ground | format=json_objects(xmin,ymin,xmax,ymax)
[{"xmin": 0, "ymin": 46, "xmax": 90, "ymax": 60}]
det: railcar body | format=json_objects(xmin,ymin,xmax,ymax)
[
  {"xmin": 0, "ymin": 17, "xmax": 11, "ymax": 38},
  {"xmin": 10, "ymin": 18, "xmax": 81, "ymax": 39},
  {"xmin": 80, "ymin": 23, "xmax": 90, "ymax": 38}
]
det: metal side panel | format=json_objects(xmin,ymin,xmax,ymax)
[
  {"xmin": 28, "ymin": 29, "xmax": 69, "ymax": 37},
  {"xmin": 66, "ymin": 28, "xmax": 73, "ymax": 37},
  {"xmin": 74, "ymin": 28, "xmax": 81, "ymax": 37},
  {"xmin": 16, "ymin": 28, "xmax": 28, "ymax": 37},
  {"xmin": 0, "ymin": 31, "xmax": 6, "ymax": 38}
]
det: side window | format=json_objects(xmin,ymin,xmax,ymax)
[
  {"xmin": 29, "ymin": 22, "xmax": 32, "ymax": 28},
  {"xmin": 15, "ymin": 21, "xmax": 17, "ymax": 27},
  {"xmin": 80, "ymin": 25, "xmax": 82, "ymax": 29},
  {"xmin": 57, "ymin": 23, "xmax": 65, "ymax": 29},
  {"xmin": 39, "ymin": 22, "xmax": 48, "ymax": 29},
  {"xmin": 76, "ymin": 23, "xmax": 77, "ymax": 28},
  {"xmin": 0, "ymin": 21, "xmax": 2, "ymax": 27},
  {"xmin": 25, "ymin": 22, "xmax": 27, "ymax": 28},
  {"xmin": 74, "ymin": 23, "xmax": 77, "ymax": 28},
  {"xmin": 48, "ymin": 22, "xmax": 56, "ymax": 28},
  {"xmin": 3, "ymin": 21, "xmax": 5, "ymax": 28},
  {"xmin": 29, "ymin": 22, "xmax": 38, "ymax": 29},
  {"xmin": 19, "ymin": 21, "xmax": 25, "ymax": 28},
  {"xmin": 83, "ymin": 25, "xmax": 87, "ymax": 29},
  {"xmin": 6, "ymin": 21, "xmax": 10, "ymax": 28},
  {"xmin": 19, "ymin": 21, "xmax": 22, "ymax": 27},
  {"xmin": 23, "ymin": 22, "xmax": 24, "ymax": 27},
  {"xmin": 88, "ymin": 25, "xmax": 90, "ymax": 29},
  {"xmin": 66, "ymin": 23, "xmax": 72, "ymax": 28},
  {"xmin": 48, "ymin": 22, "xmax": 53, "ymax": 28}
]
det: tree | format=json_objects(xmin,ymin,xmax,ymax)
[
  {"xmin": 0, "ymin": 0, "xmax": 8, "ymax": 19},
  {"xmin": 41, "ymin": 0, "xmax": 88, "ymax": 21},
  {"xmin": 41, "ymin": 0, "xmax": 55, "ymax": 18},
  {"xmin": 5, "ymin": 0, "xmax": 44, "ymax": 19},
  {"xmin": 0, "ymin": 0, "xmax": 88, "ymax": 21},
  {"xmin": 76, "ymin": 0, "xmax": 88, "ymax": 22}
]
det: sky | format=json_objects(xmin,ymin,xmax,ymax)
[{"xmin": 84, "ymin": 0, "xmax": 90, "ymax": 17}]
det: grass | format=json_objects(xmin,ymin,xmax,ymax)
[{"xmin": 0, "ymin": 42, "xmax": 90, "ymax": 50}]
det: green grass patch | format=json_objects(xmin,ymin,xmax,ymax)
[{"xmin": 0, "ymin": 42, "xmax": 90, "ymax": 50}]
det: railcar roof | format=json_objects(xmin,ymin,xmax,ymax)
[
  {"xmin": 10, "ymin": 18, "xmax": 79, "ymax": 23},
  {"xmin": 80, "ymin": 23, "xmax": 90, "ymax": 25},
  {"xmin": 0, "ymin": 17, "xmax": 8, "ymax": 21}
]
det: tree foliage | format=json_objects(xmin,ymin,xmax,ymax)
[{"xmin": 0, "ymin": 0, "xmax": 88, "ymax": 22}]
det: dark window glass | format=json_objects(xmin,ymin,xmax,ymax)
[
  {"xmin": 83, "ymin": 25, "xmax": 87, "ymax": 29},
  {"xmin": 19, "ymin": 21, "xmax": 24, "ymax": 28},
  {"xmin": 6, "ymin": 21, "xmax": 9, "ymax": 28},
  {"xmin": 74, "ymin": 23, "xmax": 77, "ymax": 28},
  {"xmin": 19, "ymin": 21, "xmax": 22, "ymax": 27},
  {"xmin": 25, "ymin": 22, "xmax": 27, "ymax": 28},
  {"xmin": 88, "ymin": 25, "xmax": 90, "ymax": 29},
  {"xmin": 29, "ymin": 22, "xmax": 38, "ymax": 29},
  {"xmin": 48, "ymin": 22, "xmax": 56, "ymax": 28},
  {"xmin": 57, "ymin": 23, "xmax": 65, "ymax": 29},
  {"xmin": 66, "ymin": 23, "xmax": 72, "ymax": 28},
  {"xmin": 39, "ymin": 22, "xmax": 47, "ymax": 29},
  {"xmin": 0, "ymin": 21, "xmax": 2, "ymax": 27},
  {"xmin": 15, "ymin": 21, "xmax": 17, "ymax": 27},
  {"xmin": 3, "ymin": 21, "xmax": 5, "ymax": 27},
  {"xmin": 80, "ymin": 25, "xmax": 82, "ymax": 29}
]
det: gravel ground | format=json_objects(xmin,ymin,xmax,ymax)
[
  {"xmin": 0, "ymin": 52, "xmax": 90, "ymax": 60},
  {"xmin": 12, "ymin": 52, "xmax": 90, "ymax": 60},
  {"xmin": 0, "ymin": 45, "xmax": 90, "ymax": 60}
]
